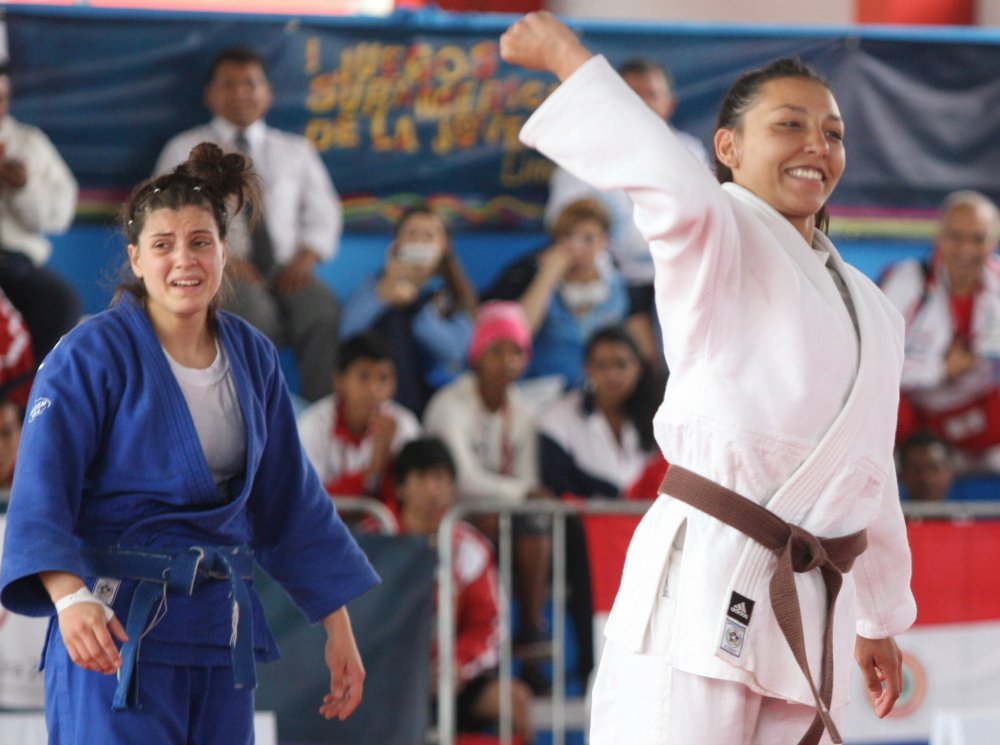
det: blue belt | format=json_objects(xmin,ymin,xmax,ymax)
[{"xmin": 81, "ymin": 544, "xmax": 255, "ymax": 711}]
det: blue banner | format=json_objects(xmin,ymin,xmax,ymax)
[{"xmin": 5, "ymin": 6, "xmax": 1000, "ymax": 233}]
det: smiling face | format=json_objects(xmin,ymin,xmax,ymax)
[
  {"xmin": 715, "ymin": 76, "xmax": 845, "ymax": 242},
  {"xmin": 128, "ymin": 205, "xmax": 226, "ymax": 330}
]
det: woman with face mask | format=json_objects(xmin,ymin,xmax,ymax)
[
  {"xmin": 340, "ymin": 205, "xmax": 478, "ymax": 415},
  {"xmin": 484, "ymin": 198, "xmax": 629, "ymax": 392},
  {"xmin": 501, "ymin": 12, "xmax": 915, "ymax": 745}
]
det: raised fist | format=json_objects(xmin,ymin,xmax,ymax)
[{"xmin": 499, "ymin": 12, "xmax": 592, "ymax": 81}]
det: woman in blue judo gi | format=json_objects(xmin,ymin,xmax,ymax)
[{"xmin": 0, "ymin": 142, "xmax": 380, "ymax": 744}]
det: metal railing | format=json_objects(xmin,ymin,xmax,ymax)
[
  {"xmin": 434, "ymin": 496, "xmax": 1000, "ymax": 745},
  {"xmin": 331, "ymin": 495, "xmax": 397, "ymax": 534},
  {"xmin": 435, "ymin": 498, "xmax": 653, "ymax": 745}
]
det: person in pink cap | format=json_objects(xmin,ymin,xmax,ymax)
[{"xmin": 424, "ymin": 301, "xmax": 556, "ymax": 684}]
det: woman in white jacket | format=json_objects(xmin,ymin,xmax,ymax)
[{"xmin": 500, "ymin": 13, "xmax": 916, "ymax": 745}]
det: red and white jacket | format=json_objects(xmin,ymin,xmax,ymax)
[
  {"xmin": 297, "ymin": 394, "xmax": 420, "ymax": 502},
  {"xmin": 880, "ymin": 255, "xmax": 1000, "ymax": 412}
]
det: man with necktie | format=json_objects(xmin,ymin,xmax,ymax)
[{"xmin": 155, "ymin": 47, "xmax": 342, "ymax": 401}]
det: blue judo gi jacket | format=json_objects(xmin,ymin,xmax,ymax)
[{"xmin": 0, "ymin": 298, "xmax": 379, "ymax": 668}]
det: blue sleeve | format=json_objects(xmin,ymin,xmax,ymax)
[
  {"xmin": 0, "ymin": 328, "xmax": 109, "ymax": 615},
  {"xmin": 413, "ymin": 304, "xmax": 472, "ymax": 370},
  {"xmin": 340, "ymin": 275, "xmax": 387, "ymax": 338},
  {"xmin": 248, "ymin": 343, "xmax": 380, "ymax": 623}
]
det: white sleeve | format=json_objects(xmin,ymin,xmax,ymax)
[
  {"xmin": 544, "ymin": 166, "xmax": 602, "ymax": 228},
  {"xmin": 295, "ymin": 142, "xmax": 341, "ymax": 262},
  {"xmin": 153, "ymin": 132, "xmax": 196, "ymax": 176},
  {"xmin": 5, "ymin": 127, "xmax": 77, "ymax": 235},
  {"xmin": 296, "ymin": 400, "xmax": 333, "ymax": 485},
  {"xmin": 853, "ymin": 475, "xmax": 917, "ymax": 639}
]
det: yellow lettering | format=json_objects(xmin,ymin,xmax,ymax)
[
  {"xmin": 500, "ymin": 150, "xmax": 554, "ymax": 188},
  {"xmin": 304, "ymin": 116, "xmax": 360, "ymax": 151},
  {"xmin": 432, "ymin": 118, "xmax": 454, "ymax": 154},
  {"xmin": 434, "ymin": 46, "xmax": 467, "ymax": 85}
]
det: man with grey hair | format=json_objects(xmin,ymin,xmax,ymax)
[{"xmin": 881, "ymin": 190, "xmax": 1000, "ymax": 469}]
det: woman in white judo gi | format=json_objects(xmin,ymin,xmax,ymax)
[
  {"xmin": 0, "ymin": 144, "xmax": 379, "ymax": 743},
  {"xmin": 501, "ymin": 13, "xmax": 916, "ymax": 745}
]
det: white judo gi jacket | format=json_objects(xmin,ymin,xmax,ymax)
[{"xmin": 521, "ymin": 56, "xmax": 916, "ymax": 708}]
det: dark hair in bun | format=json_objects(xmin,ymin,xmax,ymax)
[
  {"xmin": 116, "ymin": 142, "xmax": 261, "ymax": 305},
  {"xmin": 122, "ymin": 142, "xmax": 260, "ymax": 245}
]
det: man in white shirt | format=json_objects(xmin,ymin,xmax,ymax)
[
  {"xmin": 155, "ymin": 47, "xmax": 342, "ymax": 401},
  {"xmin": 0, "ymin": 62, "xmax": 80, "ymax": 361}
]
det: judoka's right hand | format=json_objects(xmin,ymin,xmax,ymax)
[
  {"xmin": 57, "ymin": 604, "xmax": 129, "ymax": 675},
  {"xmin": 500, "ymin": 12, "xmax": 592, "ymax": 81},
  {"xmin": 41, "ymin": 572, "xmax": 128, "ymax": 675}
]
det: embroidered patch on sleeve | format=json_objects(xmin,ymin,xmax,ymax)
[{"xmin": 28, "ymin": 398, "xmax": 52, "ymax": 423}]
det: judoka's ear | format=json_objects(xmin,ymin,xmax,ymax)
[
  {"xmin": 127, "ymin": 243, "xmax": 143, "ymax": 278},
  {"xmin": 715, "ymin": 128, "xmax": 740, "ymax": 170}
]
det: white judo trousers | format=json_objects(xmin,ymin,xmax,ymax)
[{"xmin": 590, "ymin": 546, "xmax": 845, "ymax": 745}]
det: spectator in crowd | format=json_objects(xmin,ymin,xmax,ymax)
[
  {"xmin": 880, "ymin": 191, "xmax": 1000, "ymax": 470},
  {"xmin": 340, "ymin": 204, "xmax": 477, "ymax": 416},
  {"xmin": 388, "ymin": 437, "xmax": 535, "ymax": 745},
  {"xmin": 538, "ymin": 325, "xmax": 665, "ymax": 500},
  {"xmin": 155, "ymin": 46, "xmax": 341, "ymax": 402},
  {"xmin": 423, "ymin": 302, "xmax": 554, "ymax": 675},
  {"xmin": 0, "ymin": 397, "xmax": 22, "ymax": 492},
  {"xmin": 897, "ymin": 432, "xmax": 956, "ymax": 502},
  {"xmin": 484, "ymin": 199, "xmax": 628, "ymax": 392},
  {"xmin": 0, "ymin": 143, "xmax": 377, "ymax": 740},
  {"xmin": 0, "ymin": 286, "xmax": 34, "ymax": 409},
  {"xmin": 0, "ymin": 62, "xmax": 80, "ymax": 361},
  {"xmin": 298, "ymin": 333, "xmax": 421, "ymax": 507},
  {"xmin": 545, "ymin": 58, "xmax": 709, "ymax": 367}
]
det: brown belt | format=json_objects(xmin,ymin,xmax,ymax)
[{"xmin": 660, "ymin": 465, "xmax": 868, "ymax": 745}]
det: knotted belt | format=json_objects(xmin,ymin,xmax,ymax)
[
  {"xmin": 82, "ymin": 544, "xmax": 255, "ymax": 711},
  {"xmin": 660, "ymin": 466, "xmax": 867, "ymax": 745}
]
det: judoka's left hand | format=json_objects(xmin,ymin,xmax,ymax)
[
  {"xmin": 320, "ymin": 606, "xmax": 365, "ymax": 720},
  {"xmin": 854, "ymin": 634, "xmax": 903, "ymax": 718}
]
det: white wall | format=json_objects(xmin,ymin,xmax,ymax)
[{"xmin": 545, "ymin": 0, "xmax": 854, "ymax": 25}]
